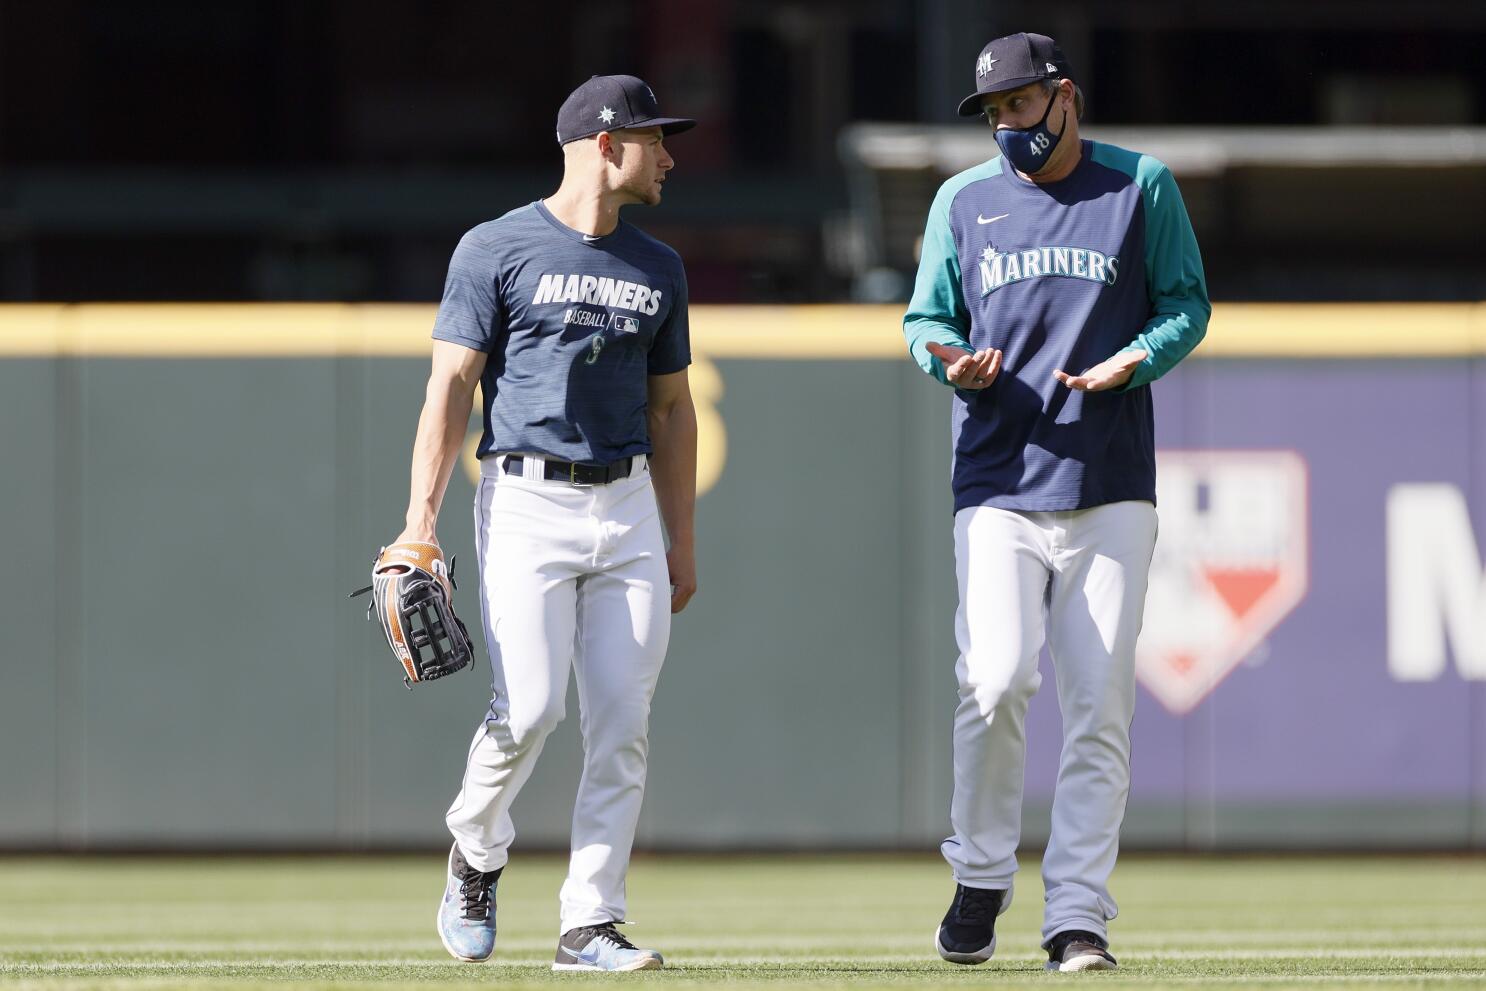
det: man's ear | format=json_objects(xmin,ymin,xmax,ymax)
[{"xmin": 596, "ymin": 131, "xmax": 616, "ymax": 162}]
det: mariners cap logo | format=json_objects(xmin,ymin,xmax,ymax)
[{"xmin": 976, "ymin": 51, "xmax": 997, "ymax": 77}]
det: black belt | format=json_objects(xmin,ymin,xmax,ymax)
[{"xmin": 500, "ymin": 454, "xmax": 635, "ymax": 485}]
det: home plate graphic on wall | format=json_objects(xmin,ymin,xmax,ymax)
[{"xmin": 1139, "ymin": 450, "xmax": 1310, "ymax": 715}]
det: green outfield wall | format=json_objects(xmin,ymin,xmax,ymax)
[{"xmin": 2, "ymin": 304, "xmax": 1483, "ymax": 850}]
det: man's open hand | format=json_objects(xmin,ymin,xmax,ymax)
[
  {"xmin": 926, "ymin": 341, "xmax": 1003, "ymax": 391},
  {"xmin": 1054, "ymin": 349, "xmax": 1148, "ymax": 392}
]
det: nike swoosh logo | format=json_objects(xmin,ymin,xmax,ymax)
[
  {"xmin": 976, "ymin": 213, "xmax": 1009, "ymax": 225},
  {"xmin": 582, "ymin": 235, "xmax": 601, "ymax": 242}
]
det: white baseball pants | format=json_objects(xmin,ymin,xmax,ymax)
[
  {"xmin": 941, "ymin": 500, "xmax": 1157, "ymax": 945},
  {"xmin": 445, "ymin": 454, "xmax": 670, "ymax": 934}
]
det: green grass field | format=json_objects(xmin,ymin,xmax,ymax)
[{"xmin": 1, "ymin": 854, "xmax": 1483, "ymax": 989}]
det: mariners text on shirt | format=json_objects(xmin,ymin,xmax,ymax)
[{"xmin": 531, "ymin": 273, "xmax": 664, "ymax": 315}]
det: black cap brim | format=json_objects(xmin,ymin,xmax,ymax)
[
  {"xmin": 956, "ymin": 74, "xmax": 1049, "ymax": 116},
  {"xmin": 559, "ymin": 117, "xmax": 697, "ymax": 145},
  {"xmin": 636, "ymin": 116, "xmax": 696, "ymax": 136}
]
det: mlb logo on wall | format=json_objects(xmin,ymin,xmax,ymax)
[{"xmin": 1138, "ymin": 451, "xmax": 1309, "ymax": 715}]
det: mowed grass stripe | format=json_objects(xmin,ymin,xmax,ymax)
[
  {"xmin": 4, "ymin": 967, "xmax": 1486, "ymax": 990},
  {"xmin": 8, "ymin": 934, "xmax": 1486, "ymax": 954},
  {"xmin": 1, "ymin": 854, "xmax": 1482, "ymax": 989},
  {"xmin": 8, "ymin": 948, "xmax": 1486, "ymax": 968}
]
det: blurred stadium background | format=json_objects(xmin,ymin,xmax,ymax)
[{"xmin": 2, "ymin": 0, "xmax": 1485, "ymax": 864}]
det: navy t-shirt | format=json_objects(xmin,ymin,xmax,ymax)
[{"xmin": 432, "ymin": 200, "xmax": 691, "ymax": 464}]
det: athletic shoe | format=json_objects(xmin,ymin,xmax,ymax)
[
  {"xmin": 935, "ymin": 883, "xmax": 1004, "ymax": 964},
  {"xmin": 1044, "ymin": 929, "xmax": 1118, "ymax": 972},
  {"xmin": 436, "ymin": 843, "xmax": 501, "ymax": 962},
  {"xmin": 551, "ymin": 922, "xmax": 664, "ymax": 972}
]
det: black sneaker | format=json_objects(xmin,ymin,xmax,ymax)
[
  {"xmin": 935, "ymin": 884, "xmax": 1004, "ymax": 964},
  {"xmin": 1045, "ymin": 929, "xmax": 1118, "ymax": 972},
  {"xmin": 552, "ymin": 922, "xmax": 664, "ymax": 972}
]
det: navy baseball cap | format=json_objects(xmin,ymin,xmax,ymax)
[
  {"xmin": 556, "ymin": 74, "xmax": 696, "ymax": 145},
  {"xmin": 957, "ymin": 32, "xmax": 1075, "ymax": 116}
]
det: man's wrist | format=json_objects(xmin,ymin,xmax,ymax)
[{"xmin": 402, "ymin": 514, "xmax": 438, "ymax": 542}]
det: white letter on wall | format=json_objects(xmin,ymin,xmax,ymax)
[{"xmin": 1387, "ymin": 484, "xmax": 1486, "ymax": 680}]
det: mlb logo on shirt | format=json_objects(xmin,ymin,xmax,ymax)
[{"xmin": 611, "ymin": 314, "xmax": 640, "ymax": 334}]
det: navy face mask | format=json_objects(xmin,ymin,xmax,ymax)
[{"xmin": 994, "ymin": 88, "xmax": 1068, "ymax": 175}]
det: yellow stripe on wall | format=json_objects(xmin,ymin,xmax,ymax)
[
  {"xmin": 1205, "ymin": 303, "xmax": 1485, "ymax": 357},
  {"xmin": 2, "ymin": 302, "xmax": 1484, "ymax": 358}
]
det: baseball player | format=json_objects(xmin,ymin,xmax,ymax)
[
  {"xmin": 902, "ymin": 33, "xmax": 1209, "ymax": 972},
  {"xmin": 393, "ymin": 74, "xmax": 697, "ymax": 972}
]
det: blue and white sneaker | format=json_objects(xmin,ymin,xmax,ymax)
[
  {"xmin": 436, "ymin": 843, "xmax": 501, "ymax": 962},
  {"xmin": 551, "ymin": 922, "xmax": 664, "ymax": 972}
]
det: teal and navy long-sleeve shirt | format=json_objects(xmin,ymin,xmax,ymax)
[{"xmin": 903, "ymin": 139, "xmax": 1209, "ymax": 512}]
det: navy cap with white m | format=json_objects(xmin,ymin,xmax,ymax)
[
  {"xmin": 957, "ymin": 33, "xmax": 1075, "ymax": 116},
  {"xmin": 556, "ymin": 75, "xmax": 697, "ymax": 145}
]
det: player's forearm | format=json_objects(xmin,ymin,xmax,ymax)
[
  {"xmin": 403, "ymin": 379, "xmax": 477, "ymax": 539},
  {"xmin": 1119, "ymin": 300, "xmax": 1208, "ymax": 389},
  {"xmin": 1122, "ymin": 162, "xmax": 1210, "ymax": 389},
  {"xmin": 647, "ymin": 395, "xmax": 697, "ymax": 550},
  {"xmin": 904, "ymin": 183, "xmax": 974, "ymax": 385}
]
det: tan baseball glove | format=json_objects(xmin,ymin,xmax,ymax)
[{"xmin": 350, "ymin": 541, "xmax": 475, "ymax": 687}]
